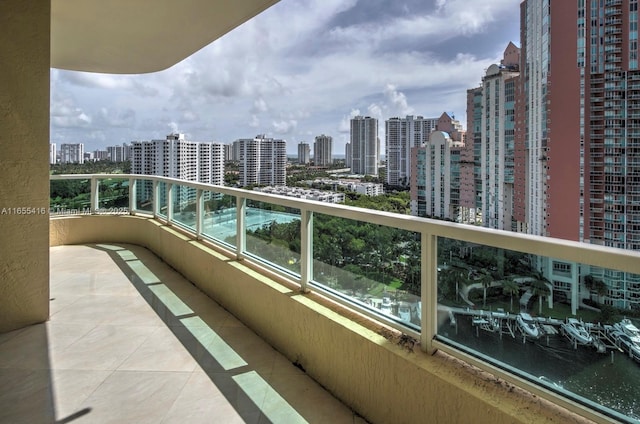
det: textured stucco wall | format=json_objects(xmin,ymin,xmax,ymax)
[
  {"xmin": 0, "ymin": 1, "xmax": 50, "ymax": 332},
  {"xmin": 50, "ymin": 215, "xmax": 594, "ymax": 424}
]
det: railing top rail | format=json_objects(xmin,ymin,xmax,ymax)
[{"xmin": 49, "ymin": 174, "xmax": 640, "ymax": 274}]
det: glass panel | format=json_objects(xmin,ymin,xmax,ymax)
[
  {"xmin": 171, "ymin": 185, "xmax": 197, "ymax": 231},
  {"xmin": 133, "ymin": 179, "xmax": 153, "ymax": 213},
  {"xmin": 436, "ymin": 237, "xmax": 640, "ymax": 421},
  {"xmin": 97, "ymin": 178, "xmax": 129, "ymax": 214},
  {"xmin": 244, "ymin": 200, "xmax": 301, "ymax": 275},
  {"xmin": 202, "ymin": 191, "xmax": 237, "ymax": 247},
  {"xmin": 312, "ymin": 213, "xmax": 421, "ymax": 329},
  {"xmin": 157, "ymin": 182, "xmax": 168, "ymax": 218},
  {"xmin": 49, "ymin": 178, "xmax": 90, "ymax": 215}
]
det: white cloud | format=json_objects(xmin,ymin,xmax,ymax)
[
  {"xmin": 49, "ymin": 0, "xmax": 519, "ymax": 151},
  {"xmin": 272, "ymin": 119, "xmax": 298, "ymax": 134},
  {"xmin": 252, "ymin": 98, "xmax": 269, "ymax": 113}
]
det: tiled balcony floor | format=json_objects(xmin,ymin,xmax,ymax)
[{"xmin": 0, "ymin": 244, "xmax": 367, "ymax": 424}]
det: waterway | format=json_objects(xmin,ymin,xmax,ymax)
[{"xmin": 438, "ymin": 314, "xmax": 640, "ymax": 422}]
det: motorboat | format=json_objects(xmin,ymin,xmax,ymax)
[
  {"xmin": 613, "ymin": 318, "xmax": 640, "ymax": 345},
  {"xmin": 561, "ymin": 318, "xmax": 593, "ymax": 345},
  {"xmin": 516, "ymin": 312, "xmax": 540, "ymax": 338},
  {"xmin": 397, "ymin": 301, "xmax": 412, "ymax": 322},
  {"xmin": 472, "ymin": 315, "xmax": 499, "ymax": 332},
  {"xmin": 610, "ymin": 330, "xmax": 640, "ymax": 362}
]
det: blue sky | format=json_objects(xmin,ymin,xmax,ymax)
[{"xmin": 50, "ymin": 0, "xmax": 520, "ymax": 154}]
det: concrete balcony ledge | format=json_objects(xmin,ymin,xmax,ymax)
[{"xmin": 50, "ymin": 215, "xmax": 593, "ymax": 424}]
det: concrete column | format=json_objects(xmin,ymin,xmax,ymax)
[{"xmin": 0, "ymin": 1, "xmax": 51, "ymax": 332}]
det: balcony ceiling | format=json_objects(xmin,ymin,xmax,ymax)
[{"xmin": 51, "ymin": 0, "xmax": 280, "ymax": 74}]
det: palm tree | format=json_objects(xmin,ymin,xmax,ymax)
[
  {"xmin": 530, "ymin": 277, "xmax": 551, "ymax": 315},
  {"xmin": 479, "ymin": 271, "xmax": 493, "ymax": 307},
  {"xmin": 501, "ymin": 279, "xmax": 520, "ymax": 312}
]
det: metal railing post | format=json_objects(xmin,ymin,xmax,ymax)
[
  {"xmin": 129, "ymin": 177, "xmax": 135, "ymax": 214},
  {"xmin": 90, "ymin": 176, "xmax": 100, "ymax": 214},
  {"xmin": 167, "ymin": 183, "xmax": 174, "ymax": 224},
  {"xmin": 236, "ymin": 197, "xmax": 246, "ymax": 260},
  {"xmin": 152, "ymin": 179, "xmax": 159, "ymax": 218},
  {"xmin": 196, "ymin": 189, "xmax": 203, "ymax": 239},
  {"xmin": 300, "ymin": 209, "xmax": 313, "ymax": 292},
  {"xmin": 421, "ymin": 230, "xmax": 438, "ymax": 354}
]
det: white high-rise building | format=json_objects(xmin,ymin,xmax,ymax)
[
  {"xmin": 131, "ymin": 133, "xmax": 225, "ymax": 208},
  {"xmin": 298, "ymin": 142, "xmax": 310, "ymax": 165},
  {"xmin": 49, "ymin": 143, "xmax": 56, "ymax": 164},
  {"xmin": 385, "ymin": 115, "xmax": 438, "ymax": 187},
  {"xmin": 238, "ymin": 135, "xmax": 286, "ymax": 187},
  {"xmin": 481, "ymin": 48, "xmax": 520, "ymax": 232},
  {"xmin": 350, "ymin": 116, "xmax": 378, "ymax": 176},
  {"xmin": 314, "ymin": 134, "xmax": 332, "ymax": 167},
  {"xmin": 59, "ymin": 143, "xmax": 84, "ymax": 164},
  {"xmin": 107, "ymin": 143, "xmax": 129, "ymax": 162},
  {"xmin": 410, "ymin": 131, "xmax": 463, "ymax": 220}
]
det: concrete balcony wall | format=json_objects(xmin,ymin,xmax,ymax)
[
  {"xmin": 0, "ymin": 1, "xmax": 50, "ymax": 333},
  {"xmin": 50, "ymin": 215, "xmax": 590, "ymax": 424}
]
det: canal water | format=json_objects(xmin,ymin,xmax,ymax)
[{"xmin": 439, "ymin": 315, "xmax": 640, "ymax": 422}]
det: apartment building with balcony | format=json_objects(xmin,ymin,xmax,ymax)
[
  {"xmin": 480, "ymin": 44, "xmax": 520, "ymax": 232},
  {"xmin": 385, "ymin": 115, "xmax": 438, "ymax": 187},
  {"xmin": 238, "ymin": 135, "xmax": 286, "ymax": 187},
  {"xmin": 410, "ymin": 131, "xmax": 463, "ymax": 220},
  {"xmin": 131, "ymin": 133, "xmax": 224, "ymax": 209},
  {"xmin": 297, "ymin": 142, "xmax": 310, "ymax": 165},
  {"xmin": 349, "ymin": 116, "xmax": 379, "ymax": 176},
  {"xmin": 59, "ymin": 142, "xmax": 84, "ymax": 164},
  {"xmin": 106, "ymin": 143, "xmax": 129, "ymax": 162},
  {"xmin": 510, "ymin": 0, "xmax": 640, "ymax": 309},
  {"xmin": 4, "ymin": 1, "xmax": 640, "ymax": 423},
  {"xmin": 462, "ymin": 87, "xmax": 483, "ymax": 224},
  {"xmin": 313, "ymin": 134, "xmax": 333, "ymax": 167}
]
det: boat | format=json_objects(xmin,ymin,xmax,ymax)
[
  {"xmin": 560, "ymin": 318, "xmax": 593, "ymax": 345},
  {"xmin": 613, "ymin": 318, "xmax": 640, "ymax": 345},
  {"xmin": 610, "ymin": 330, "xmax": 640, "ymax": 362},
  {"xmin": 516, "ymin": 312, "xmax": 540, "ymax": 338},
  {"xmin": 472, "ymin": 315, "xmax": 499, "ymax": 332},
  {"xmin": 397, "ymin": 301, "xmax": 411, "ymax": 322}
]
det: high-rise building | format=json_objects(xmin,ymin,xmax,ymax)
[
  {"xmin": 314, "ymin": 134, "xmax": 332, "ymax": 167},
  {"xmin": 59, "ymin": 143, "xmax": 84, "ymax": 164},
  {"xmin": 345, "ymin": 142, "xmax": 351, "ymax": 168},
  {"xmin": 238, "ymin": 135, "xmax": 286, "ymax": 186},
  {"xmin": 107, "ymin": 143, "xmax": 129, "ymax": 162},
  {"xmin": 131, "ymin": 133, "xmax": 225, "ymax": 208},
  {"xmin": 49, "ymin": 143, "xmax": 56, "ymax": 164},
  {"xmin": 463, "ymin": 88, "xmax": 484, "ymax": 220},
  {"xmin": 481, "ymin": 43, "xmax": 520, "ymax": 232},
  {"xmin": 410, "ymin": 131, "xmax": 463, "ymax": 220},
  {"xmin": 94, "ymin": 150, "xmax": 109, "ymax": 161},
  {"xmin": 350, "ymin": 116, "xmax": 379, "ymax": 176},
  {"xmin": 475, "ymin": 1, "xmax": 640, "ymax": 310},
  {"xmin": 223, "ymin": 143, "xmax": 233, "ymax": 162},
  {"xmin": 385, "ymin": 115, "xmax": 438, "ymax": 187},
  {"xmin": 297, "ymin": 142, "xmax": 310, "ymax": 165}
]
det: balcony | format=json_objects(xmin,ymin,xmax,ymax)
[
  {"xmin": 40, "ymin": 174, "xmax": 640, "ymax": 424},
  {"xmin": 4, "ymin": 3, "xmax": 639, "ymax": 422},
  {"xmin": 1, "ymin": 243, "xmax": 361, "ymax": 423}
]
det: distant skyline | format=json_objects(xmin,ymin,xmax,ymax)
[{"xmin": 50, "ymin": 0, "xmax": 520, "ymax": 154}]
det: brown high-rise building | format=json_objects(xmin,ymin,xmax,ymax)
[{"xmin": 516, "ymin": 0, "xmax": 640, "ymax": 308}]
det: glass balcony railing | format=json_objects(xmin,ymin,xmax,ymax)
[{"xmin": 49, "ymin": 174, "xmax": 640, "ymax": 424}]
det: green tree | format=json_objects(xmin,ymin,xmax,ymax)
[
  {"xmin": 530, "ymin": 277, "xmax": 551, "ymax": 315},
  {"xmin": 479, "ymin": 272, "xmax": 493, "ymax": 307},
  {"xmin": 501, "ymin": 279, "xmax": 520, "ymax": 312}
]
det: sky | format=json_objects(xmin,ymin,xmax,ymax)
[{"xmin": 50, "ymin": 0, "xmax": 521, "ymax": 155}]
